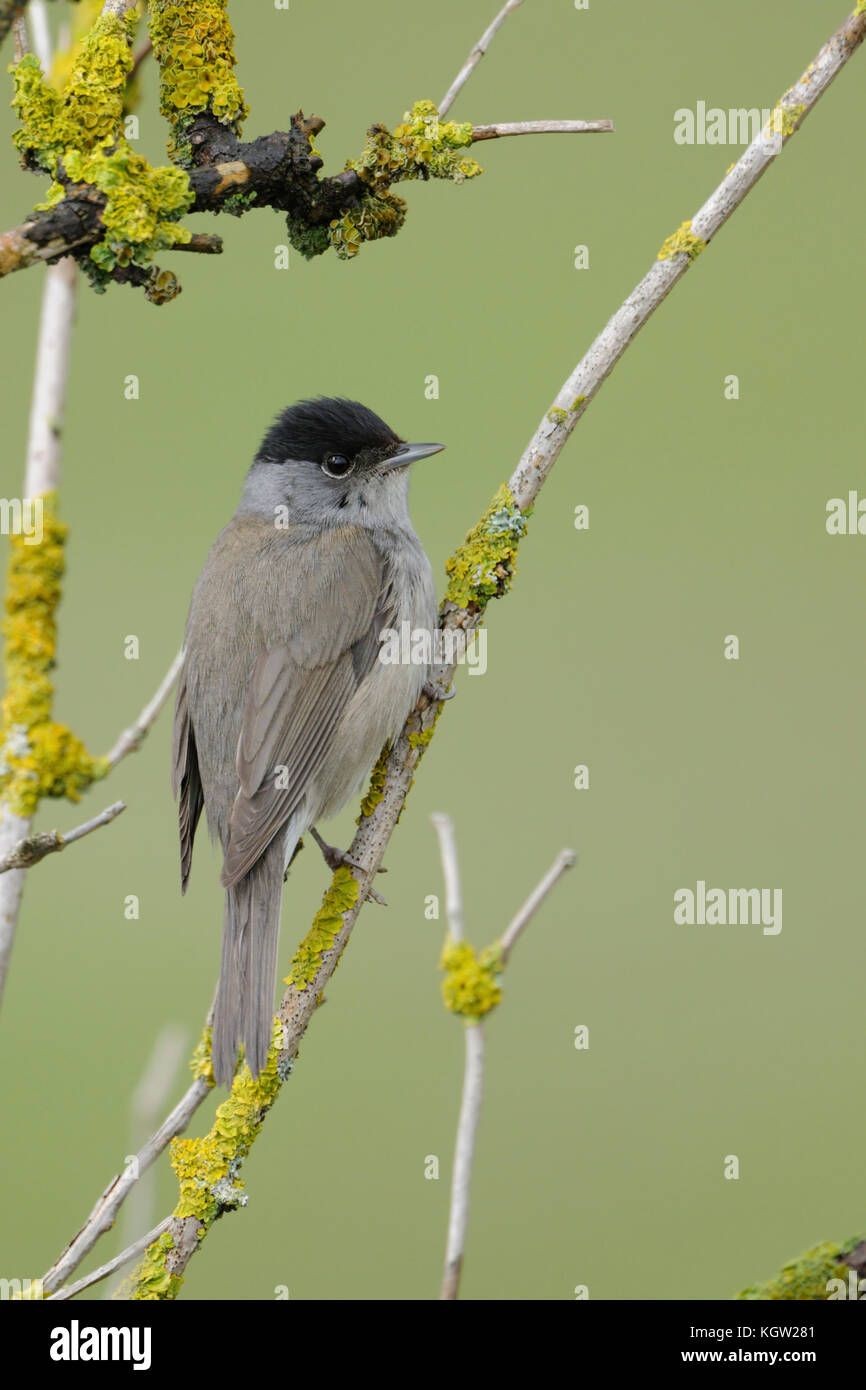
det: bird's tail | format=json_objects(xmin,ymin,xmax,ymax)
[{"xmin": 212, "ymin": 843, "xmax": 285, "ymax": 1087}]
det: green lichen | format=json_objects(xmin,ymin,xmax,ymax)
[
  {"xmin": 11, "ymin": 12, "xmax": 135, "ymax": 175},
  {"xmin": 1, "ymin": 496, "xmax": 107, "ymax": 817},
  {"xmin": 855, "ymin": 0, "xmax": 866, "ymax": 17},
  {"xmin": 129, "ymin": 1231, "xmax": 183, "ymax": 1301},
  {"xmin": 571, "ymin": 395, "xmax": 587, "ymax": 413},
  {"xmin": 445, "ymin": 483, "xmax": 528, "ymax": 611},
  {"xmin": 329, "ymin": 100, "xmax": 481, "ymax": 259},
  {"xmin": 10, "ymin": 10, "xmax": 195, "ymax": 292},
  {"xmin": 763, "ymin": 102, "xmax": 806, "ymax": 140},
  {"xmin": 547, "ymin": 407, "xmax": 568, "ymax": 426},
  {"xmin": 189, "ymin": 1025, "xmax": 216, "ymax": 1086},
  {"xmin": 39, "ymin": 143, "xmax": 192, "ymax": 279},
  {"xmin": 440, "ymin": 939, "xmax": 503, "ymax": 1020},
  {"xmin": 408, "ymin": 722, "xmax": 437, "ymax": 750},
  {"xmin": 147, "ymin": 0, "xmax": 248, "ymax": 162},
  {"xmin": 357, "ymin": 742, "xmax": 390, "ymax": 820},
  {"xmin": 285, "ymin": 866, "xmax": 360, "ymax": 990},
  {"xmin": 219, "ymin": 189, "xmax": 257, "ymax": 217},
  {"xmin": 286, "ymin": 217, "xmax": 330, "ymax": 261},
  {"xmin": 657, "ymin": 219, "xmax": 707, "ymax": 264},
  {"xmin": 737, "ymin": 1238, "xmax": 863, "ymax": 1301},
  {"xmin": 349, "ymin": 100, "xmax": 480, "ymax": 187},
  {"xmin": 172, "ymin": 1023, "xmax": 283, "ymax": 1224},
  {"xmin": 328, "ymin": 191, "xmax": 407, "ymax": 261}
]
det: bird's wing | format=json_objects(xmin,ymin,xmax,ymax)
[
  {"xmin": 172, "ymin": 660, "xmax": 204, "ymax": 894},
  {"xmin": 220, "ymin": 525, "xmax": 397, "ymax": 889}
]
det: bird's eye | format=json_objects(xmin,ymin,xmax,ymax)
[{"xmin": 321, "ymin": 454, "xmax": 354, "ymax": 478}]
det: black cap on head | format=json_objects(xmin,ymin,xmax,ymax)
[{"xmin": 258, "ymin": 397, "xmax": 400, "ymax": 467}]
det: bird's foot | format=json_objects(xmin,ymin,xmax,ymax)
[
  {"xmin": 423, "ymin": 677, "xmax": 456, "ymax": 704},
  {"xmin": 310, "ymin": 827, "xmax": 388, "ymax": 906}
]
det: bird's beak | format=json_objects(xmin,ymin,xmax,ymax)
[{"xmin": 382, "ymin": 441, "xmax": 446, "ymax": 470}]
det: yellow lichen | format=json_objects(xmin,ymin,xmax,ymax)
[
  {"xmin": 763, "ymin": 103, "xmax": 806, "ymax": 141},
  {"xmin": 657, "ymin": 219, "xmax": 707, "ymax": 263},
  {"xmin": 357, "ymin": 741, "xmax": 390, "ymax": 820},
  {"xmin": 147, "ymin": 0, "xmax": 248, "ymax": 160},
  {"xmin": 440, "ymin": 939, "xmax": 503, "ymax": 1020},
  {"xmin": 285, "ymin": 866, "xmax": 360, "ymax": 990},
  {"xmin": 10, "ymin": 10, "xmax": 194, "ymax": 290},
  {"xmin": 329, "ymin": 100, "xmax": 482, "ymax": 259},
  {"xmin": 445, "ymin": 483, "xmax": 527, "ymax": 610},
  {"xmin": 1, "ymin": 496, "xmax": 106, "ymax": 817},
  {"xmin": 189, "ymin": 1025, "xmax": 216, "ymax": 1086},
  {"xmin": 737, "ymin": 1239, "xmax": 862, "ymax": 1301}
]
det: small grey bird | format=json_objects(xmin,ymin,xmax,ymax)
[{"xmin": 172, "ymin": 397, "xmax": 443, "ymax": 1085}]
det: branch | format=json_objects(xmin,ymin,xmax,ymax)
[
  {"xmin": 0, "ymin": 3, "xmax": 30, "ymax": 55},
  {"xmin": 439, "ymin": 0, "xmax": 526, "ymax": 117},
  {"xmin": 49, "ymin": 1217, "xmax": 174, "ymax": 1302},
  {"xmin": 105, "ymin": 649, "xmax": 184, "ymax": 768},
  {"xmin": 1, "ymin": 0, "xmax": 612, "ymax": 290},
  {"xmin": 440, "ymin": 1023, "xmax": 484, "ymax": 1301},
  {"xmin": 0, "ymin": 238, "xmax": 78, "ymax": 1003},
  {"xmin": 430, "ymin": 812, "xmax": 463, "ymax": 941},
  {"xmin": 433, "ymin": 818, "xmax": 575, "ymax": 1300},
  {"xmin": 507, "ymin": 6, "xmax": 866, "ymax": 511},
  {"xmin": 0, "ymin": 801, "xmax": 125, "ymax": 874},
  {"xmin": 471, "ymin": 120, "xmax": 614, "ymax": 139},
  {"xmin": 500, "ymin": 849, "xmax": 576, "ymax": 964},
  {"xmin": 738, "ymin": 1237, "xmax": 866, "ymax": 1300},
  {"xmin": 41, "ymin": 1068, "xmax": 213, "ymax": 1295}
]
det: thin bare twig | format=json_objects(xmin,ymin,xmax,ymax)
[
  {"xmin": 440, "ymin": 1021, "xmax": 484, "ymax": 1300},
  {"xmin": 41, "ymin": 1071, "xmax": 212, "ymax": 1295},
  {"xmin": 0, "ymin": 802, "xmax": 125, "ymax": 874},
  {"xmin": 0, "ymin": 2, "xmax": 30, "ymax": 55},
  {"xmin": 105, "ymin": 648, "xmax": 184, "ymax": 768},
  {"xmin": 170, "ymin": 233, "xmax": 224, "ymax": 255},
  {"xmin": 130, "ymin": 35, "xmax": 153, "ymax": 83},
  {"xmin": 106, "ymin": 1024, "xmax": 188, "ymax": 1297},
  {"xmin": 472, "ymin": 120, "xmax": 614, "ymax": 139},
  {"xmin": 439, "ymin": 0, "xmax": 526, "ymax": 117},
  {"xmin": 28, "ymin": 0, "xmax": 49, "ymax": 72},
  {"xmin": 500, "ymin": 849, "xmax": 576, "ymax": 964},
  {"xmin": 49, "ymin": 1217, "xmax": 174, "ymax": 1302},
  {"xmin": 430, "ymin": 812, "xmax": 463, "ymax": 941},
  {"xmin": 12, "ymin": 9, "xmax": 29, "ymax": 60}
]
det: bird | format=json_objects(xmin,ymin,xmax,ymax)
[{"xmin": 172, "ymin": 397, "xmax": 444, "ymax": 1086}]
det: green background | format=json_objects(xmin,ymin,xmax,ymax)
[{"xmin": 1, "ymin": 0, "xmax": 864, "ymax": 1301}]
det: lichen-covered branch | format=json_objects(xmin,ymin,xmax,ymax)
[
  {"xmin": 2, "ymin": 0, "xmax": 612, "ymax": 296},
  {"xmin": 507, "ymin": 4, "xmax": 866, "ymax": 511},
  {"xmin": 738, "ymin": 1237, "xmax": 866, "ymax": 1300}
]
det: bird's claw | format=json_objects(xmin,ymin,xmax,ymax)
[{"xmin": 423, "ymin": 678, "xmax": 456, "ymax": 704}]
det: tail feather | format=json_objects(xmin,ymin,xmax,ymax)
[{"xmin": 212, "ymin": 843, "xmax": 285, "ymax": 1086}]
